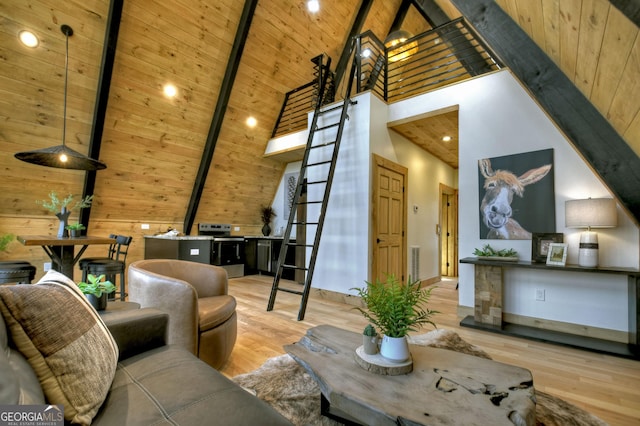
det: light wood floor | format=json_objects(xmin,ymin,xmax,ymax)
[{"xmin": 220, "ymin": 275, "xmax": 640, "ymax": 425}]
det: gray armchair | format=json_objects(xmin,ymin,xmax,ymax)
[{"xmin": 128, "ymin": 259, "xmax": 237, "ymax": 369}]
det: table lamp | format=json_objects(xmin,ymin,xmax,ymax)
[{"xmin": 565, "ymin": 198, "xmax": 617, "ymax": 267}]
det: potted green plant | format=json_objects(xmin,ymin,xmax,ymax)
[
  {"xmin": 37, "ymin": 192, "xmax": 93, "ymax": 238},
  {"xmin": 65, "ymin": 223, "xmax": 86, "ymax": 238},
  {"xmin": 260, "ymin": 205, "xmax": 276, "ymax": 236},
  {"xmin": 77, "ymin": 273, "xmax": 115, "ymax": 311},
  {"xmin": 362, "ymin": 324, "xmax": 379, "ymax": 355},
  {"xmin": 351, "ymin": 275, "xmax": 438, "ymax": 362}
]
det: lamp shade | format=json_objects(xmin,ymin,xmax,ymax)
[
  {"xmin": 15, "ymin": 144, "xmax": 106, "ymax": 171},
  {"xmin": 565, "ymin": 198, "xmax": 617, "ymax": 228}
]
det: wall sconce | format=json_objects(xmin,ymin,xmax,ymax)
[
  {"xmin": 384, "ymin": 30, "xmax": 418, "ymax": 63},
  {"xmin": 14, "ymin": 25, "xmax": 107, "ymax": 171},
  {"xmin": 565, "ymin": 198, "xmax": 617, "ymax": 267}
]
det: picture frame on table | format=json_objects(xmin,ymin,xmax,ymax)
[
  {"xmin": 546, "ymin": 243, "xmax": 568, "ymax": 266},
  {"xmin": 531, "ymin": 233, "xmax": 564, "ymax": 263}
]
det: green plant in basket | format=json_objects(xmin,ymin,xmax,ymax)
[
  {"xmin": 473, "ymin": 244, "xmax": 517, "ymax": 258},
  {"xmin": 351, "ymin": 275, "xmax": 438, "ymax": 338}
]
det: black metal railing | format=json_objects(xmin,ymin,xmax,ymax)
[{"xmin": 272, "ymin": 18, "xmax": 502, "ymax": 137}]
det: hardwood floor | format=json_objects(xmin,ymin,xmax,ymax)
[{"xmin": 220, "ymin": 275, "xmax": 640, "ymax": 425}]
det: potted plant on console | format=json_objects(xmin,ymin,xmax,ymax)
[
  {"xmin": 78, "ymin": 273, "xmax": 115, "ymax": 311},
  {"xmin": 362, "ymin": 324, "xmax": 379, "ymax": 355},
  {"xmin": 352, "ymin": 275, "xmax": 438, "ymax": 363}
]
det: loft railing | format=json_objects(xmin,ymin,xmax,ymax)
[{"xmin": 272, "ymin": 18, "xmax": 502, "ymax": 137}]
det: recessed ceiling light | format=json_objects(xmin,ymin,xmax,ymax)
[
  {"xmin": 246, "ymin": 116, "xmax": 258, "ymax": 128},
  {"xmin": 307, "ymin": 0, "xmax": 319, "ymax": 13},
  {"xmin": 18, "ymin": 30, "xmax": 39, "ymax": 48},
  {"xmin": 442, "ymin": 135, "xmax": 452, "ymax": 142},
  {"xmin": 163, "ymin": 83, "xmax": 177, "ymax": 98}
]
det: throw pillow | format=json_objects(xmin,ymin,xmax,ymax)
[{"xmin": 0, "ymin": 270, "xmax": 118, "ymax": 425}]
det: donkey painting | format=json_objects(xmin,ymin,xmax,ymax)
[{"xmin": 479, "ymin": 158, "xmax": 552, "ymax": 239}]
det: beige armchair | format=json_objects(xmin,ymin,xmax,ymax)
[{"xmin": 128, "ymin": 259, "xmax": 237, "ymax": 369}]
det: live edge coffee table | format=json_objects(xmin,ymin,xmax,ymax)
[{"xmin": 285, "ymin": 325, "xmax": 535, "ymax": 426}]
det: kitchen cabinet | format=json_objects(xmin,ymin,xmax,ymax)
[
  {"xmin": 246, "ymin": 237, "xmax": 296, "ymax": 280},
  {"xmin": 144, "ymin": 236, "xmax": 212, "ymax": 264}
]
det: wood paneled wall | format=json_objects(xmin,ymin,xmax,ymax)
[
  {"xmin": 1, "ymin": 0, "xmax": 637, "ymax": 273},
  {"xmin": 492, "ymin": 0, "xmax": 640, "ymax": 155}
]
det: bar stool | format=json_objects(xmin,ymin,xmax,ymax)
[
  {"xmin": 0, "ymin": 261, "xmax": 36, "ymax": 284},
  {"xmin": 79, "ymin": 235, "xmax": 132, "ymax": 301}
]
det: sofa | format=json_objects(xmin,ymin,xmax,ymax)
[
  {"xmin": 0, "ymin": 270, "xmax": 292, "ymax": 425},
  {"xmin": 128, "ymin": 259, "xmax": 237, "ymax": 369}
]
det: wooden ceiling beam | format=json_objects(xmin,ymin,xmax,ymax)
[
  {"xmin": 80, "ymin": 0, "xmax": 124, "ymax": 230},
  {"xmin": 333, "ymin": 0, "xmax": 374, "ymax": 88},
  {"xmin": 183, "ymin": 0, "xmax": 258, "ymax": 235},
  {"xmin": 610, "ymin": 0, "xmax": 640, "ymax": 27},
  {"xmin": 451, "ymin": 0, "xmax": 640, "ymax": 224}
]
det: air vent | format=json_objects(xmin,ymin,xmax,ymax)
[{"xmin": 410, "ymin": 246, "xmax": 420, "ymax": 280}]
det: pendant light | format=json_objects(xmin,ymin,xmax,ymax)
[{"xmin": 15, "ymin": 25, "xmax": 107, "ymax": 171}]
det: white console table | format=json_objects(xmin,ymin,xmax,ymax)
[{"xmin": 460, "ymin": 257, "xmax": 640, "ymax": 359}]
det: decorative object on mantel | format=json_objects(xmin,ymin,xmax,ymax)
[
  {"xmin": 351, "ymin": 275, "xmax": 438, "ymax": 363},
  {"xmin": 14, "ymin": 25, "xmax": 107, "ymax": 171},
  {"xmin": 77, "ymin": 273, "xmax": 115, "ymax": 311},
  {"xmin": 473, "ymin": 243, "xmax": 518, "ymax": 261},
  {"xmin": 260, "ymin": 205, "xmax": 276, "ymax": 236},
  {"xmin": 233, "ymin": 329, "xmax": 608, "ymax": 426},
  {"xmin": 546, "ymin": 242, "xmax": 568, "ymax": 267},
  {"xmin": 565, "ymin": 198, "xmax": 617, "ymax": 267},
  {"xmin": 37, "ymin": 192, "xmax": 93, "ymax": 238},
  {"xmin": 362, "ymin": 324, "xmax": 378, "ymax": 355},
  {"xmin": 531, "ymin": 232, "xmax": 563, "ymax": 263}
]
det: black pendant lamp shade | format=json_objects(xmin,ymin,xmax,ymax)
[{"xmin": 14, "ymin": 25, "xmax": 107, "ymax": 171}]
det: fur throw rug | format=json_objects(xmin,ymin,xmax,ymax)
[{"xmin": 232, "ymin": 329, "xmax": 608, "ymax": 426}]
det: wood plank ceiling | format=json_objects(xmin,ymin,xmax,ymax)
[{"xmin": 0, "ymin": 0, "xmax": 638, "ymax": 235}]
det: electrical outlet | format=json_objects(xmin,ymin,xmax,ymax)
[
  {"xmin": 535, "ymin": 289, "xmax": 545, "ymax": 301},
  {"xmin": 44, "ymin": 262, "xmax": 51, "ymax": 271},
  {"xmin": 234, "ymin": 226, "xmax": 240, "ymax": 232},
  {"xmin": 141, "ymin": 223, "xmax": 150, "ymax": 230}
]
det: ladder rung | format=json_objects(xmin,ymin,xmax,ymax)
[
  {"xmin": 309, "ymin": 141, "xmax": 336, "ymax": 149},
  {"xmin": 306, "ymin": 160, "xmax": 332, "ymax": 167},
  {"xmin": 278, "ymin": 288, "xmax": 304, "ymax": 296},
  {"xmin": 318, "ymin": 103, "xmax": 344, "ymax": 114},
  {"xmin": 286, "ymin": 242, "xmax": 314, "ymax": 247},
  {"xmin": 281, "ymin": 263, "xmax": 308, "ymax": 270},
  {"xmin": 305, "ymin": 179, "xmax": 327, "ymax": 185},
  {"xmin": 316, "ymin": 123, "xmax": 340, "ymax": 131},
  {"xmin": 293, "ymin": 221, "xmax": 319, "ymax": 225},
  {"xmin": 296, "ymin": 201, "xmax": 322, "ymax": 205}
]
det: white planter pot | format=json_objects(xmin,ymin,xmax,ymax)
[{"xmin": 380, "ymin": 335, "xmax": 410, "ymax": 363}]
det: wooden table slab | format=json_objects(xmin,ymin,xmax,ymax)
[{"xmin": 285, "ymin": 325, "xmax": 536, "ymax": 426}]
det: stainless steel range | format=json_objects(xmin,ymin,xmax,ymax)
[{"xmin": 198, "ymin": 223, "xmax": 245, "ymax": 278}]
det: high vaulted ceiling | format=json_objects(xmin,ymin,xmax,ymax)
[{"xmin": 1, "ymin": 0, "xmax": 638, "ymax": 233}]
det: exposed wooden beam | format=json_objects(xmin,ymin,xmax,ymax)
[
  {"xmin": 610, "ymin": 0, "xmax": 640, "ymax": 27},
  {"xmin": 451, "ymin": 0, "xmax": 640, "ymax": 224},
  {"xmin": 389, "ymin": 0, "xmax": 413, "ymax": 34},
  {"xmin": 80, "ymin": 0, "xmax": 124, "ymax": 231},
  {"xmin": 183, "ymin": 0, "xmax": 258, "ymax": 235},
  {"xmin": 411, "ymin": 0, "xmax": 449, "ymax": 26},
  {"xmin": 333, "ymin": 0, "xmax": 373, "ymax": 87}
]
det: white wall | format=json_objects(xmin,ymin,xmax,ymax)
[
  {"xmin": 388, "ymin": 69, "xmax": 639, "ymax": 332},
  {"xmin": 269, "ymin": 92, "xmax": 457, "ymax": 293},
  {"xmin": 267, "ymin": 69, "xmax": 639, "ymax": 333}
]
